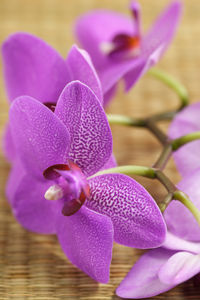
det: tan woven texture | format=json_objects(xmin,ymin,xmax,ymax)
[{"xmin": 1, "ymin": 0, "xmax": 200, "ymax": 299}]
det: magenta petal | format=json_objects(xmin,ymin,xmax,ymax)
[
  {"xmin": 159, "ymin": 251, "xmax": 200, "ymax": 285},
  {"xmin": 169, "ymin": 102, "xmax": 200, "ymax": 176},
  {"xmin": 87, "ymin": 174, "xmax": 166, "ymax": 248},
  {"xmin": 13, "ymin": 175, "xmax": 60, "ymax": 234},
  {"xmin": 3, "ymin": 122, "xmax": 16, "ymax": 163},
  {"xmin": 9, "ymin": 96, "xmax": 70, "ymax": 178},
  {"xmin": 116, "ymin": 248, "xmax": 176, "ymax": 298},
  {"xmin": 164, "ymin": 168, "xmax": 200, "ymax": 242},
  {"xmin": 56, "ymin": 206, "xmax": 113, "ymax": 283},
  {"xmin": 55, "ymin": 81, "xmax": 112, "ymax": 176},
  {"xmin": 2, "ymin": 33, "xmax": 69, "ymax": 103},
  {"xmin": 66, "ymin": 45, "xmax": 103, "ymax": 105},
  {"xmin": 163, "ymin": 232, "xmax": 200, "ymax": 254},
  {"xmin": 6, "ymin": 158, "xmax": 25, "ymax": 205},
  {"xmin": 103, "ymin": 85, "xmax": 117, "ymax": 107},
  {"xmin": 141, "ymin": 1, "xmax": 182, "ymax": 60}
]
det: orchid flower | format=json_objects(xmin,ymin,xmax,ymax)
[
  {"xmin": 169, "ymin": 102, "xmax": 200, "ymax": 177},
  {"xmin": 9, "ymin": 81, "xmax": 166, "ymax": 282},
  {"xmin": 116, "ymin": 169, "xmax": 200, "ymax": 298},
  {"xmin": 75, "ymin": 1, "xmax": 182, "ymax": 104},
  {"xmin": 1, "ymin": 33, "xmax": 103, "ymax": 162}
]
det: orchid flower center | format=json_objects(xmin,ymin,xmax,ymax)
[
  {"xmin": 43, "ymin": 162, "xmax": 90, "ymax": 216},
  {"xmin": 101, "ymin": 1, "xmax": 141, "ymax": 59},
  {"xmin": 44, "ymin": 102, "xmax": 56, "ymax": 112}
]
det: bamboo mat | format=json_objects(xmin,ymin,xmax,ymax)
[{"xmin": 1, "ymin": 0, "xmax": 200, "ymax": 299}]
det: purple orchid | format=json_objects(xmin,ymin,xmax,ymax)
[
  {"xmin": 169, "ymin": 102, "xmax": 200, "ymax": 177},
  {"xmin": 75, "ymin": 1, "xmax": 182, "ymax": 104},
  {"xmin": 116, "ymin": 170, "xmax": 200, "ymax": 298},
  {"xmin": 9, "ymin": 80, "xmax": 166, "ymax": 282},
  {"xmin": 1, "ymin": 33, "xmax": 103, "ymax": 162}
]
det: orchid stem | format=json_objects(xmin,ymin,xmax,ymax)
[
  {"xmin": 172, "ymin": 131, "xmax": 200, "ymax": 151},
  {"xmin": 145, "ymin": 119, "xmax": 168, "ymax": 145},
  {"xmin": 153, "ymin": 143, "xmax": 172, "ymax": 170},
  {"xmin": 106, "ymin": 114, "xmax": 145, "ymax": 127},
  {"xmin": 173, "ymin": 191, "xmax": 200, "ymax": 226},
  {"xmin": 148, "ymin": 67, "xmax": 189, "ymax": 110},
  {"xmin": 89, "ymin": 165, "xmax": 156, "ymax": 179}
]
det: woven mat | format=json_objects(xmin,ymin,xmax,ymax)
[{"xmin": 1, "ymin": 0, "xmax": 200, "ymax": 299}]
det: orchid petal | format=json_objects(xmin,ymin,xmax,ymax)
[
  {"xmin": 87, "ymin": 173, "xmax": 166, "ymax": 248},
  {"xmin": 66, "ymin": 45, "xmax": 103, "ymax": 105},
  {"xmin": 9, "ymin": 96, "xmax": 70, "ymax": 178},
  {"xmin": 116, "ymin": 248, "xmax": 175, "ymax": 298},
  {"xmin": 103, "ymin": 85, "xmax": 117, "ymax": 107},
  {"xmin": 159, "ymin": 251, "xmax": 200, "ymax": 285},
  {"xmin": 141, "ymin": 1, "xmax": 182, "ymax": 60},
  {"xmin": 169, "ymin": 102, "xmax": 200, "ymax": 176},
  {"xmin": 164, "ymin": 168, "xmax": 200, "ymax": 242},
  {"xmin": 13, "ymin": 174, "xmax": 60, "ymax": 234},
  {"xmin": 163, "ymin": 232, "xmax": 200, "ymax": 254},
  {"xmin": 100, "ymin": 154, "xmax": 117, "ymax": 170},
  {"xmin": 56, "ymin": 206, "xmax": 113, "ymax": 283},
  {"xmin": 55, "ymin": 81, "xmax": 112, "ymax": 177},
  {"xmin": 2, "ymin": 33, "xmax": 69, "ymax": 103}
]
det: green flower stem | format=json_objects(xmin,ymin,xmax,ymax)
[
  {"xmin": 148, "ymin": 67, "xmax": 189, "ymax": 110},
  {"xmin": 145, "ymin": 119, "xmax": 168, "ymax": 145},
  {"xmin": 107, "ymin": 113, "xmax": 168, "ymax": 145},
  {"xmin": 149, "ymin": 110, "xmax": 176, "ymax": 122},
  {"xmin": 89, "ymin": 165, "xmax": 156, "ymax": 180},
  {"xmin": 155, "ymin": 170, "xmax": 177, "ymax": 194},
  {"xmin": 159, "ymin": 192, "xmax": 174, "ymax": 213},
  {"xmin": 172, "ymin": 131, "xmax": 200, "ymax": 151},
  {"xmin": 153, "ymin": 143, "xmax": 172, "ymax": 170},
  {"xmin": 173, "ymin": 191, "xmax": 200, "ymax": 226},
  {"xmin": 106, "ymin": 114, "xmax": 145, "ymax": 127}
]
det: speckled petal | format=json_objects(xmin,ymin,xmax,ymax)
[
  {"xmin": 55, "ymin": 81, "xmax": 112, "ymax": 177},
  {"xmin": 13, "ymin": 174, "xmax": 60, "ymax": 234},
  {"xmin": 169, "ymin": 102, "xmax": 200, "ymax": 176},
  {"xmin": 9, "ymin": 96, "xmax": 70, "ymax": 178},
  {"xmin": 3, "ymin": 122, "xmax": 16, "ymax": 163},
  {"xmin": 87, "ymin": 173, "xmax": 166, "ymax": 248},
  {"xmin": 159, "ymin": 251, "xmax": 200, "ymax": 285},
  {"xmin": 2, "ymin": 33, "xmax": 69, "ymax": 103},
  {"xmin": 56, "ymin": 205, "xmax": 113, "ymax": 283},
  {"xmin": 116, "ymin": 248, "xmax": 176, "ymax": 298},
  {"xmin": 164, "ymin": 168, "xmax": 200, "ymax": 242},
  {"xmin": 66, "ymin": 45, "xmax": 103, "ymax": 105}
]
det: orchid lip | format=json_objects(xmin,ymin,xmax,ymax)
[
  {"xmin": 44, "ymin": 102, "xmax": 57, "ymax": 112},
  {"xmin": 101, "ymin": 35, "xmax": 141, "ymax": 59},
  {"xmin": 43, "ymin": 162, "xmax": 90, "ymax": 216}
]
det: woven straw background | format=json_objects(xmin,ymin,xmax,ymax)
[{"xmin": 0, "ymin": 0, "xmax": 200, "ymax": 299}]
